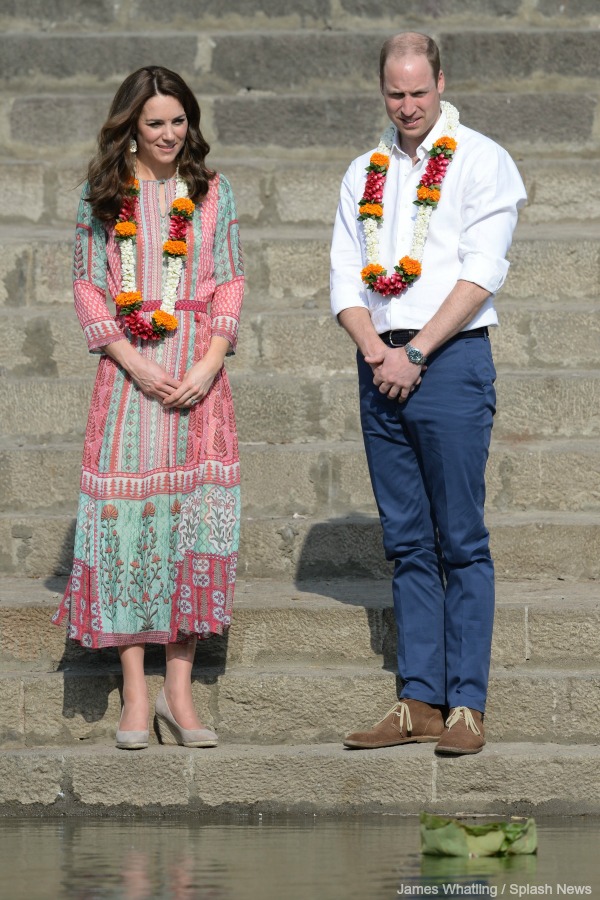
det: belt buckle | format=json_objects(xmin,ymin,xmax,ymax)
[{"xmin": 387, "ymin": 329, "xmax": 415, "ymax": 348}]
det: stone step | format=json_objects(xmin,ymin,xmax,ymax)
[
  {"xmin": 1, "ymin": 371, "xmax": 599, "ymax": 443},
  {"xmin": 3, "ymin": 304, "xmax": 600, "ymax": 380},
  {"xmin": 3, "ymin": 157, "xmax": 599, "ymax": 228},
  {"xmin": 1, "ymin": 437, "xmax": 599, "ymax": 517},
  {"xmin": 0, "ymin": 0, "xmax": 596, "ymax": 32},
  {"xmin": 5, "ymin": 576, "xmax": 597, "ymax": 665},
  {"xmin": 2, "ymin": 577, "xmax": 596, "ymax": 673},
  {"xmin": 1, "ymin": 225, "xmax": 598, "ymax": 312},
  {"xmin": 0, "ymin": 154, "xmax": 600, "ymax": 227},
  {"xmin": 1, "ymin": 509, "xmax": 598, "ymax": 579},
  {"xmin": 2, "ymin": 740, "xmax": 599, "ymax": 816},
  {"xmin": 3, "ymin": 91, "xmax": 597, "ymax": 160},
  {"xmin": 1, "ymin": 30, "xmax": 597, "ymax": 93},
  {"xmin": 1, "ymin": 663, "xmax": 598, "ymax": 749}
]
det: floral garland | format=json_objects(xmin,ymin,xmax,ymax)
[
  {"xmin": 359, "ymin": 101, "xmax": 459, "ymax": 298},
  {"xmin": 114, "ymin": 171, "xmax": 195, "ymax": 340}
]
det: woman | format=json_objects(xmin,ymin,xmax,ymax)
[{"xmin": 52, "ymin": 66, "xmax": 244, "ymax": 750}]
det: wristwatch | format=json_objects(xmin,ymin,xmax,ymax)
[{"xmin": 405, "ymin": 342, "xmax": 428, "ymax": 366}]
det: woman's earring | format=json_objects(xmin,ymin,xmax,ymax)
[{"xmin": 130, "ymin": 138, "xmax": 137, "ymax": 154}]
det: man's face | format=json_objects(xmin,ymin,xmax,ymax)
[{"xmin": 381, "ymin": 54, "xmax": 445, "ymax": 153}]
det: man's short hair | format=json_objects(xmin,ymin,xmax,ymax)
[{"xmin": 379, "ymin": 33, "xmax": 441, "ymax": 87}]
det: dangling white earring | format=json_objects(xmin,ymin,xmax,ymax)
[{"xmin": 130, "ymin": 137, "xmax": 137, "ymax": 154}]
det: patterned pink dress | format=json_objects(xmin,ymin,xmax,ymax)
[{"xmin": 52, "ymin": 173, "xmax": 244, "ymax": 647}]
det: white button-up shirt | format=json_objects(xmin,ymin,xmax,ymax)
[{"xmin": 330, "ymin": 109, "xmax": 527, "ymax": 333}]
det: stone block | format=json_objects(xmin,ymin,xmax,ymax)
[
  {"xmin": 22, "ymin": 672, "xmax": 122, "ymax": 745},
  {"xmin": 0, "ymin": 514, "xmax": 76, "ymax": 576},
  {"xmin": 486, "ymin": 674, "xmax": 568, "ymax": 742},
  {"xmin": 339, "ymin": 0, "xmax": 521, "ymax": 19},
  {"xmin": 227, "ymin": 603, "xmax": 389, "ymax": 668},
  {"xmin": 519, "ymin": 160, "xmax": 600, "ymax": 224},
  {"xmin": 0, "ymin": 751, "xmax": 63, "ymax": 806},
  {"xmin": 274, "ymin": 162, "xmax": 345, "ymax": 225},
  {"xmin": 0, "ymin": 0, "xmax": 117, "ymax": 27},
  {"xmin": 134, "ymin": 0, "xmax": 328, "ymax": 27},
  {"xmin": 216, "ymin": 670, "xmax": 392, "ymax": 744},
  {"xmin": 495, "ymin": 374, "xmax": 600, "ymax": 439},
  {"xmin": 0, "ymin": 34, "xmax": 199, "ymax": 85},
  {"xmin": 264, "ymin": 236, "xmax": 331, "ymax": 300},
  {"xmin": 505, "ymin": 235, "xmax": 600, "ymax": 300},
  {"xmin": 0, "ymin": 677, "xmax": 24, "ymax": 746},
  {"xmin": 192, "ymin": 743, "xmax": 432, "ymax": 811},
  {"xmin": 491, "ymin": 515, "xmax": 600, "ymax": 580},
  {"xmin": 492, "ymin": 308, "xmax": 600, "ymax": 370},
  {"xmin": 527, "ymin": 606, "xmax": 600, "ymax": 666},
  {"xmin": 0, "ymin": 444, "xmax": 82, "ymax": 514},
  {"xmin": 435, "ymin": 743, "xmax": 600, "ymax": 811},
  {"xmin": 68, "ymin": 745, "xmax": 192, "ymax": 806},
  {"xmin": 0, "ymin": 378, "xmax": 92, "ymax": 438},
  {"xmin": 0, "ymin": 162, "xmax": 45, "ymax": 223},
  {"xmin": 486, "ymin": 441, "xmax": 600, "ymax": 512},
  {"xmin": 441, "ymin": 30, "xmax": 599, "ymax": 84},
  {"xmin": 210, "ymin": 32, "xmax": 384, "ymax": 93},
  {"xmin": 10, "ymin": 96, "xmax": 110, "ymax": 153},
  {"xmin": 536, "ymin": 0, "xmax": 600, "ymax": 20},
  {"xmin": 213, "ymin": 92, "xmax": 596, "ymax": 154}
]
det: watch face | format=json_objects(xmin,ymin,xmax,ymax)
[{"xmin": 407, "ymin": 346, "xmax": 424, "ymax": 364}]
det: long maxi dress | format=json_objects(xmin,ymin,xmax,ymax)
[{"xmin": 52, "ymin": 173, "xmax": 244, "ymax": 647}]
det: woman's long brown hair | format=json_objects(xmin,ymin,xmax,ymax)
[{"xmin": 85, "ymin": 66, "xmax": 215, "ymax": 222}]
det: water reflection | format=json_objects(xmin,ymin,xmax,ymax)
[{"xmin": 2, "ymin": 816, "xmax": 599, "ymax": 900}]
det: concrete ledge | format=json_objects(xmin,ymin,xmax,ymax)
[{"xmin": 1, "ymin": 741, "xmax": 600, "ymax": 815}]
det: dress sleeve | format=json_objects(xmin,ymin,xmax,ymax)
[
  {"xmin": 211, "ymin": 174, "xmax": 244, "ymax": 351},
  {"xmin": 72, "ymin": 184, "xmax": 125, "ymax": 353}
]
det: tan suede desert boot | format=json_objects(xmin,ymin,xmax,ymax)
[
  {"xmin": 343, "ymin": 698, "xmax": 444, "ymax": 749},
  {"xmin": 435, "ymin": 706, "xmax": 485, "ymax": 755}
]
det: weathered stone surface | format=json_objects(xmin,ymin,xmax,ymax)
[
  {"xmin": 340, "ymin": 0, "xmax": 521, "ymax": 19},
  {"xmin": 491, "ymin": 514, "xmax": 600, "ymax": 580},
  {"xmin": 441, "ymin": 30, "xmax": 599, "ymax": 84},
  {"xmin": 68, "ymin": 745, "xmax": 192, "ymax": 806},
  {"xmin": 0, "ymin": 676, "xmax": 24, "ymax": 746},
  {"xmin": 495, "ymin": 373, "xmax": 600, "ymax": 439},
  {"xmin": 192, "ymin": 742, "xmax": 432, "ymax": 811},
  {"xmin": 0, "ymin": 35, "xmax": 200, "ymax": 85},
  {"xmin": 536, "ymin": 0, "xmax": 600, "ymax": 19},
  {"xmin": 214, "ymin": 92, "xmax": 596, "ymax": 153},
  {"xmin": 0, "ymin": 162, "xmax": 44, "ymax": 223},
  {"xmin": 434, "ymin": 743, "xmax": 600, "ymax": 810},
  {"xmin": 0, "ymin": 751, "xmax": 63, "ymax": 806},
  {"xmin": 216, "ymin": 669, "xmax": 392, "ymax": 744},
  {"xmin": 0, "ymin": 0, "xmax": 117, "ymax": 27},
  {"xmin": 528, "ymin": 605, "xmax": 600, "ymax": 666},
  {"xmin": 486, "ymin": 440, "xmax": 600, "ymax": 512}
]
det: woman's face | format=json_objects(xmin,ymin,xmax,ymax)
[{"xmin": 135, "ymin": 93, "xmax": 188, "ymax": 175}]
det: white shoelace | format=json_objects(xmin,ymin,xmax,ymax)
[
  {"xmin": 445, "ymin": 706, "xmax": 481, "ymax": 735},
  {"xmin": 375, "ymin": 701, "xmax": 413, "ymax": 733}
]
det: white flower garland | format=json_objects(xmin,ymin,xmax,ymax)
[
  {"xmin": 363, "ymin": 100, "xmax": 459, "ymax": 282},
  {"xmin": 119, "ymin": 171, "xmax": 189, "ymax": 316}
]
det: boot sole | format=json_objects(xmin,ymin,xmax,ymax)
[
  {"xmin": 343, "ymin": 735, "xmax": 441, "ymax": 749},
  {"xmin": 435, "ymin": 744, "xmax": 485, "ymax": 755}
]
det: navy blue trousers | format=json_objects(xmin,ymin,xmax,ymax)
[{"xmin": 358, "ymin": 333, "xmax": 496, "ymax": 712}]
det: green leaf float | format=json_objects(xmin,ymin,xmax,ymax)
[{"xmin": 420, "ymin": 813, "xmax": 538, "ymax": 858}]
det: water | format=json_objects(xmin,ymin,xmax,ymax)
[{"xmin": 1, "ymin": 815, "xmax": 598, "ymax": 900}]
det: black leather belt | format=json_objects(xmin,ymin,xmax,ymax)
[{"xmin": 380, "ymin": 327, "xmax": 488, "ymax": 348}]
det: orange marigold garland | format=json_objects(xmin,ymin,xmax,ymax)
[
  {"xmin": 359, "ymin": 101, "xmax": 459, "ymax": 298},
  {"xmin": 114, "ymin": 172, "xmax": 194, "ymax": 341}
]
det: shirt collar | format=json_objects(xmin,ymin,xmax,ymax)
[{"xmin": 391, "ymin": 106, "xmax": 447, "ymax": 162}]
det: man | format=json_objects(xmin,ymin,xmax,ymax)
[{"xmin": 330, "ymin": 33, "xmax": 526, "ymax": 754}]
